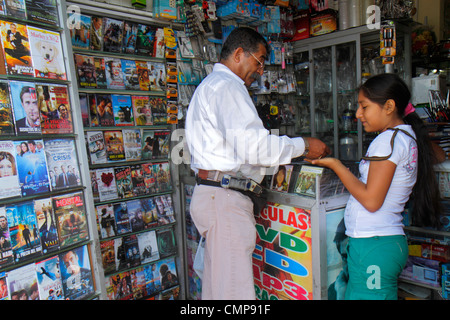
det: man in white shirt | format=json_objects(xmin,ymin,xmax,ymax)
[{"xmin": 185, "ymin": 27, "xmax": 330, "ymax": 300}]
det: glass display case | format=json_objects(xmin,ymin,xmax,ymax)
[{"xmin": 293, "ymin": 23, "xmax": 412, "ymax": 160}]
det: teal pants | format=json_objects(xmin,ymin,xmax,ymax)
[{"xmin": 345, "ymin": 235, "xmax": 408, "ymax": 300}]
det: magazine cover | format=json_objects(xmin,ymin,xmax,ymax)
[
  {"xmin": 14, "ymin": 139, "xmax": 50, "ymax": 196},
  {"xmin": 132, "ymin": 95, "xmax": 152, "ymax": 126},
  {"xmin": 78, "ymin": 93, "xmax": 90, "ymax": 127},
  {"xmin": 95, "ymin": 93, "xmax": 113, "ymax": 126},
  {"xmin": 74, "ymin": 53, "xmax": 96, "ymax": 88},
  {"xmin": 10, "ymin": 81, "xmax": 41, "ymax": 135},
  {"xmin": 140, "ymin": 197, "xmax": 159, "ymax": 229},
  {"xmin": 157, "ymin": 227, "xmax": 176, "ymax": 259},
  {"xmin": 103, "ymin": 17, "xmax": 123, "ymax": 53},
  {"xmin": 0, "ymin": 20, "xmax": 33, "ymax": 76},
  {"xmin": 0, "ymin": 271, "xmax": 8, "ymax": 300},
  {"xmin": 123, "ymin": 128, "xmax": 141, "ymax": 161},
  {"xmin": 69, "ymin": 13, "xmax": 90, "ymax": 50},
  {"xmin": 114, "ymin": 166, "xmax": 133, "ymax": 199},
  {"xmin": 52, "ymin": 192, "xmax": 89, "ymax": 248},
  {"xmin": 100, "ymin": 239, "xmax": 116, "ymax": 274},
  {"xmin": 86, "ymin": 130, "xmax": 106, "ymax": 165},
  {"xmin": 123, "ymin": 234, "xmax": 140, "ymax": 268},
  {"xmin": 7, "ymin": 263, "xmax": 39, "ymax": 300},
  {"xmin": 122, "ymin": 59, "xmax": 140, "ymax": 91},
  {"xmin": 153, "ymin": 161, "xmax": 171, "ymax": 193},
  {"xmin": 0, "ymin": 140, "xmax": 20, "ymax": 198},
  {"xmin": 28, "ymin": 26, "xmax": 66, "ymax": 80},
  {"xmin": 35, "ymin": 255, "xmax": 64, "ymax": 300},
  {"xmin": 104, "ymin": 130, "xmax": 125, "ymax": 161},
  {"xmin": 95, "ymin": 167, "xmax": 118, "ymax": 202},
  {"xmin": 0, "ymin": 80, "xmax": 14, "ymax": 135},
  {"xmin": 148, "ymin": 61, "xmax": 166, "ymax": 92},
  {"xmin": 90, "ymin": 15, "xmax": 103, "ymax": 51},
  {"xmin": 94, "ymin": 57, "xmax": 107, "ymax": 89},
  {"xmin": 122, "ymin": 21, "xmax": 137, "ymax": 54},
  {"xmin": 6, "ymin": 201, "xmax": 42, "ymax": 263},
  {"xmin": 113, "ymin": 202, "xmax": 130, "ymax": 235},
  {"xmin": 112, "ymin": 94, "xmax": 134, "ymax": 126},
  {"xmin": 104, "ymin": 57, "xmax": 125, "ymax": 90},
  {"xmin": 36, "ymin": 84, "xmax": 73, "ymax": 134},
  {"xmin": 4, "ymin": 0, "xmax": 26, "ymax": 20},
  {"xmin": 0, "ymin": 206, "xmax": 14, "ymax": 269},
  {"xmin": 96, "ymin": 203, "xmax": 116, "ymax": 238},
  {"xmin": 136, "ymin": 24, "xmax": 155, "ymax": 56},
  {"xmin": 25, "ymin": 0, "xmax": 59, "ymax": 25},
  {"xmin": 44, "ymin": 138, "xmax": 81, "ymax": 191},
  {"xmin": 156, "ymin": 257, "xmax": 178, "ymax": 290},
  {"xmin": 155, "ymin": 194, "xmax": 175, "ymax": 225},
  {"xmin": 126, "ymin": 199, "xmax": 144, "ymax": 232},
  {"xmin": 141, "ymin": 129, "xmax": 170, "ymax": 160},
  {"xmin": 270, "ymin": 164, "xmax": 294, "ymax": 192},
  {"xmin": 59, "ymin": 245, "xmax": 94, "ymax": 300},
  {"xmin": 34, "ymin": 198, "xmax": 59, "ymax": 254},
  {"xmin": 144, "ymin": 261, "xmax": 161, "ymax": 296},
  {"xmin": 149, "ymin": 96, "xmax": 167, "ymax": 125},
  {"xmin": 135, "ymin": 61, "xmax": 150, "ymax": 91},
  {"xmin": 137, "ymin": 230, "xmax": 159, "ymax": 264}
]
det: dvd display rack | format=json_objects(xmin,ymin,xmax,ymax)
[
  {"xmin": 0, "ymin": 1, "xmax": 96, "ymax": 300},
  {"xmin": 64, "ymin": 1, "xmax": 182, "ymax": 300}
]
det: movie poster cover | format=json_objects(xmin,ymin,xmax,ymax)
[
  {"xmin": 147, "ymin": 61, "xmax": 166, "ymax": 92},
  {"xmin": 0, "ymin": 140, "xmax": 20, "ymax": 198},
  {"xmin": 34, "ymin": 197, "xmax": 59, "ymax": 254},
  {"xmin": 103, "ymin": 17, "xmax": 123, "ymax": 53},
  {"xmin": 114, "ymin": 166, "xmax": 133, "ymax": 199},
  {"xmin": 121, "ymin": 60, "xmax": 140, "ymax": 91},
  {"xmin": 36, "ymin": 84, "xmax": 73, "ymax": 134},
  {"xmin": 123, "ymin": 128, "xmax": 141, "ymax": 162},
  {"xmin": 130, "ymin": 164, "xmax": 146, "ymax": 196},
  {"xmin": 123, "ymin": 234, "xmax": 140, "ymax": 268},
  {"xmin": 59, "ymin": 245, "xmax": 94, "ymax": 300},
  {"xmin": 153, "ymin": 161, "xmax": 171, "ymax": 193},
  {"xmin": 104, "ymin": 57, "xmax": 125, "ymax": 90},
  {"xmin": 156, "ymin": 227, "xmax": 176, "ymax": 259},
  {"xmin": 7, "ymin": 263, "xmax": 39, "ymax": 300},
  {"xmin": 95, "ymin": 167, "xmax": 118, "ymax": 202},
  {"xmin": 0, "ymin": 206, "xmax": 14, "ymax": 268},
  {"xmin": 78, "ymin": 93, "xmax": 90, "ymax": 127},
  {"xmin": 0, "ymin": 271, "xmax": 8, "ymax": 300},
  {"xmin": 100, "ymin": 239, "xmax": 116, "ymax": 274},
  {"xmin": 114, "ymin": 237, "xmax": 126, "ymax": 271},
  {"xmin": 4, "ymin": 0, "xmax": 26, "ymax": 20},
  {"xmin": 293, "ymin": 166, "xmax": 323, "ymax": 198},
  {"xmin": 14, "ymin": 139, "xmax": 50, "ymax": 196},
  {"xmin": 95, "ymin": 93, "xmax": 113, "ymax": 126},
  {"xmin": 10, "ymin": 81, "xmax": 41, "ymax": 135},
  {"xmin": 96, "ymin": 203, "xmax": 116, "ymax": 238},
  {"xmin": 154, "ymin": 28, "xmax": 165, "ymax": 58},
  {"xmin": 271, "ymin": 164, "xmax": 294, "ymax": 192},
  {"xmin": 141, "ymin": 162, "xmax": 157, "ymax": 194},
  {"xmin": 35, "ymin": 255, "xmax": 64, "ymax": 300},
  {"xmin": 114, "ymin": 202, "xmax": 130, "ymax": 235},
  {"xmin": 25, "ymin": 0, "xmax": 59, "ymax": 25},
  {"xmin": 89, "ymin": 15, "xmax": 103, "ymax": 51},
  {"xmin": 89, "ymin": 170, "xmax": 99, "ymax": 202},
  {"xmin": 141, "ymin": 129, "xmax": 170, "ymax": 160},
  {"xmin": 74, "ymin": 53, "xmax": 96, "ymax": 88},
  {"xmin": 52, "ymin": 192, "xmax": 89, "ymax": 248},
  {"xmin": 69, "ymin": 13, "xmax": 90, "ymax": 50},
  {"xmin": 136, "ymin": 24, "xmax": 155, "ymax": 56},
  {"xmin": 44, "ymin": 138, "xmax": 81, "ymax": 191},
  {"xmin": 104, "ymin": 130, "xmax": 125, "ymax": 162},
  {"xmin": 0, "ymin": 80, "xmax": 14, "ymax": 135},
  {"xmin": 122, "ymin": 21, "xmax": 137, "ymax": 54},
  {"xmin": 132, "ymin": 95, "xmax": 152, "ymax": 126},
  {"xmin": 138, "ymin": 230, "xmax": 159, "ymax": 264},
  {"xmin": 144, "ymin": 261, "xmax": 161, "ymax": 296},
  {"xmin": 131, "ymin": 267, "xmax": 146, "ymax": 299},
  {"xmin": 86, "ymin": 93, "xmax": 98, "ymax": 127},
  {"xmin": 140, "ymin": 197, "xmax": 158, "ymax": 229},
  {"xmin": 126, "ymin": 199, "xmax": 144, "ymax": 232},
  {"xmin": 253, "ymin": 202, "xmax": 313, "ymax": 300},
  {"xmin": 6, "ymin": 201, "xmax": 42, "ymax": 263},
  {"xmin": 149, "ymin": 96, "xmax": 167, "ymax": 125},
  {"xmin": 112, "ymin": 94, "xmax": 134, "ymax": 126},
  {"xmin": 94, "ymin": 57, "xmax": 107, "ymax": 89},
  {"xmin": 86, "ymin": 130, "xmax": 106, "ymax": 165},
  {"xmin": 28, "ymin": 26, "xmax": 66, "ymax": 80},
  {"xmin": 156, "ymin": 257, "xmax": 178, "ymax": 291},
  {"xmin": 135, "ymin": 61, "xmax": 150, "ymax": 91},
  {"xmin": 0, "ymin": 20, "xmax": 33, "ymax": 76},
  {"xmin": 155, "ymin": 194, "xmax": 175, "ymax": 225}
]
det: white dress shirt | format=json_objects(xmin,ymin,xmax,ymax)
[{"xmin": 185, "ymin": 63, "xmax": 306, "ymax": 183}]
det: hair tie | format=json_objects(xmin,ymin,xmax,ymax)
[{"xmin": 404, "ymin": 103, "xmax": 415, "ymax": 116}]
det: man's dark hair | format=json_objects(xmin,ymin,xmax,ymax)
[{"xmin": 220, "ymin": 27, "xmax": 269, "ymax": 61}]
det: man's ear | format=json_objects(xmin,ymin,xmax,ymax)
[{"xmin": 233, "ymin": 47, "xmax": 245, "ymax": 64}]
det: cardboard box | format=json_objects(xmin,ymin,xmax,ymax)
[
  {"xmin": 309, "ymin": 11, "xmax": 337, "ymax": 37},
  {"xmin": 411, "ymin": 74, "xmax": 447, "ymax": 105},
  {"xmin": 292, "ymin": 10, "xmax": 310, "ymax": 41}
]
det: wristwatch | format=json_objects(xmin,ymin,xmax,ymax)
[{"xmin": 302, "ymin": 138, "xmax": 309, "ymax": 157}]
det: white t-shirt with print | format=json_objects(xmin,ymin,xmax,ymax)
[{"xmin": 345, "ymin": 125, "xmax": 418, "ymax": 238}]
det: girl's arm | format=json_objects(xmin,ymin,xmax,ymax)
[{"xmin": 310, "ymin": 158, "xmax": 396, "ymax": 212}]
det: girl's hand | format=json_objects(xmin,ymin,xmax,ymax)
[{"xmin": 305, "ymin": 157, "xmax": 341, "ymax": 170}]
